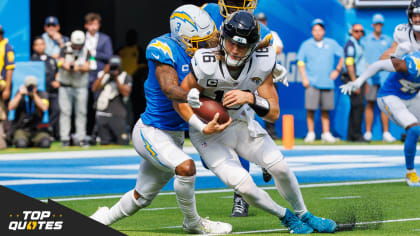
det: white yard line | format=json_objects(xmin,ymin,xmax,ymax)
[
  {"xmin": 43, "ymin": 178, "xmax": 405, "ymax": 202},
  {"xmin": 323, "ymin": 196, "xmax": 361, "ymax": 200},
  {"xmin": 1, "ymin": 145, "xmax": 416, "ymax": 161},
  {"xmin": 186, "ymin": 217, "xmax": 420, "ymax": 235}
]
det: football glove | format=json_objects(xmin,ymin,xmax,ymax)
[
  {"xmin": 272, "ymin": 64, "xmax": 289, "ymax": 87},
  {"xmin": 339, "ymin": 79, "xmax": 363, "ymax": 95},
  {"xmin": 187, "ymin": 88, "xmax": 202, "ymax": 108}
]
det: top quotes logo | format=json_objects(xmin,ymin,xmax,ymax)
[{"xmin": 8, "ymin": 211, "xmax": 63, "ymax": 231}]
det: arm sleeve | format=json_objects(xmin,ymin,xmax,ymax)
[{"xmin": 354, "ymin": 59, "xmax": 395, "ymax": 85}]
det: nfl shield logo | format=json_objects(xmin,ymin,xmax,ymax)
[{"xmin": 202, "ymin": 142, "xmax": 207, "ymax": 148}]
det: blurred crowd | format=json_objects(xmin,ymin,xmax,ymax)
[{"xmin": 0, "ymin": 13, "xmax": 148, "ymax": 149}]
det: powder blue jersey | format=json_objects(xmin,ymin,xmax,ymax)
[
  {"xmin": 140, "ymin": 33, "xmax": 190, "ymax": 131},
  {"xmin": 378, "ymin": 52, "xmax": 420, "ymax": 100},
  {"xmin": 202, "ymin": 3, "xmax": 272, "ymax": 41}
]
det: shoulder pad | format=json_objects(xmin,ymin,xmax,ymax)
[
  {"xmin": 146, "ymin": 38, "xmax": 176, "ymax": 66},
  {"xmin": 394, "ymin": 24, "xmax": 410, "ymax": 44},
  {"xmin": 252, "ymin": 46, "xmax": 276, "ymax": 75},
  {"xmin": 191, "ymin": 48, "xmax": 219, "ymax": 80}
]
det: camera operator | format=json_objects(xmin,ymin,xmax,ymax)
[
  {"xmin": 8, "ymin": 76, "xmax": 51, "ymax": 148},
  {"xmin": 57, "ymin": 30, "xmax": 90, "ymax": 147},
  {"xmin": 92, "ymin": 56, "xmax": 131, "ymax": 145}
]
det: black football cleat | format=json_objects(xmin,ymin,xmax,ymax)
[{"xmin": 231, "ymin": 193, "xmax": 249, "ymax": 217}]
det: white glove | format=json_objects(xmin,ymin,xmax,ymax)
[
  {"xmin": 272, "ymin": 64, "xmax": 289, "ymax": 87},
  {"xmin": 340, "ymin": 79, "xmax": 363, "ymax": 95},
  {"xmin": 187, "ymin": 88, "xmax": 202, "ymax": 108}
]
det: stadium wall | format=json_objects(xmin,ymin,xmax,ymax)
[{"xmin": 256, "ymin": 0, "xmax": 406, "ymax": 141}]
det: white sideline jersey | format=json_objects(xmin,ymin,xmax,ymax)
[
  {"xmin": 393, "ymin": 24, "xmax": 420, "ymax": 57},
  {"xmin": 190, "ymin": 47, "xmax": 276, "ymax": 137}
]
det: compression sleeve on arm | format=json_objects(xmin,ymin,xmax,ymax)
[{"xmin": 355, "ymin": 59, "xmax": 396, "ymax": 85}]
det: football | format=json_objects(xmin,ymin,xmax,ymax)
[{"xmin": 192, "ymin": 97, "xmax": 230, "ymax": 124}]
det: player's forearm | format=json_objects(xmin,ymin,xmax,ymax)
[
  {"xmin": 173, "ymin": 102, "xmax": 193, "ymax": 122},
  {"xmin": 163, "ymin": 85, "xmax": 188, "ymax": 103},
  {"xmin": 265, "ymin": 99, "xmax": 280, "ymax": 123}
]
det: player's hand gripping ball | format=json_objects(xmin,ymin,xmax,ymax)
[{"xmin": 192, "ymin": 97, "xmax": 230, "ymax": 124}]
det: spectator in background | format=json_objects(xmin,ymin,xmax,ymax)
[
  {"xmin": 42, "ymin": 16, "xmax": 69, "ymax": 59},
  {"xmin": 31, "ymin": 36, "xmax": 60, "ymax": 140},
  {"xmin": 58, "ymin": 30, "xmax": 90, "ymax": 147},
  {"xmin": 361, "ymin": 14, "xmax": 396, "ymax": 142},
  {"xmin": 92, "ymin": 56, "xmax": 131, "ymax": 145},
  {"xmin": 0, "ymin": 24, "xmax": 15, "ymax": 149},
  {"xmin": 118, "ymin": 29, "xmax": 147, "ymax": 129},
  {"xmin": 342, "ymin": 23, "xmax": 368, "ymax": 142},
  {"xmin": 298, "ymin": 19, "xmax": 344, "ymax": 143},
  {"xmin": 118, "ymin": 29, "xmax": 147, "ymax": 76},
  {"xmin": 8, "ymin": 76, "xmax": 51, "ymax": 148},
  {"xmin": 84, "ymin": 13, "xmax": 113, "ymax": 144},
  {"xmin": 256, "ymin": 12, "xmax": 283, "ymax": 140}
]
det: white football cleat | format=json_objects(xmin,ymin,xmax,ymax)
[
  {"xmin": 304, "ymin": 132, "xmax": 315, "ymax": 143},
  {"xmin": 363, "ymin": 132, "xmax": 372, "ymax": 142},
  {"xmin": 321, "ymin": 132, "xmax": 337, "ymax": 143},
  {"xmin": 90, "ymin": 207, "xmax": 112, "ymax": 225},
  {"xmin": 383, "ymin": 132, "xmax": 396, "ymax": 143},
  {"xmin": 183, "ymin": 217, "xmax": 232, "ymax": 234}
]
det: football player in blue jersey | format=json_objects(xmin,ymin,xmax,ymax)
[
  {"xmin": 201, "ymin": 0, "xmax": 288, "ymax": 217},
  {"xmin": 341, "ymin": 52, "xmax": 420, "ymax": 187},
  {"xmin": 90, "ymin": 5, "xmax": 232, "ymax": 234}
]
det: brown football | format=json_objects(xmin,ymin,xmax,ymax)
[{"xmin": 192, "ymin": 97, "xmax": 230, "ymax": 124}]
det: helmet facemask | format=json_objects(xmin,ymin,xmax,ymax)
[
  {"xmin": 221, "ymin": 35, "xmax": 257, "ymax": 67},
  {"xmin": 180, "ymin": 25, "xmax": 218, "ymax": 57},
  {"xmin": 218, "ymin": 0, "xmax": 257, "ymax": 18}
]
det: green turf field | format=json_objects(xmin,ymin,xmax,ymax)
[{"xmin": 58, "ymin": 180, "xmax": 420, "ymax": 235}]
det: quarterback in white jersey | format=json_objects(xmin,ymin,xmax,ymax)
[
  {"xmin": 382, "ymin": 0, "xmax": 420, "ymax": 58},
  {"xmin": 174, "ymin": 11, "xmax": 337, "ymax": 234},
  {"xmin": 90, "ymin": 5, "xmax": 232, "ymax": 234}
]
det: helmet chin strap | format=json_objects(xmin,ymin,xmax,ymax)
[
  {"xmin": 226, "ymin": 55, "xmax": 244, "ymax": 67},
  {"xmin": 413, "ymin": 24, "xmax": 420, "ymax": 32}
]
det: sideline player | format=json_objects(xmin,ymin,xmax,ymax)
[
  {"xmin": 174, "ymin": 11, "xmax": 337, "ymax": 233},
  {"xmin": 341, "ymin": 52, "xmax": 420, "ymax": 187},
  {"xmin": 90, "ymin": 5, "xmax": 232, "ymax": 234},
  {"xmin": 381, "ymin": 0, "xmax": 420, "ymax": 59},
  {"xmin": 202, "ymin": 0, "xmax": 287, "ymax": 217}
]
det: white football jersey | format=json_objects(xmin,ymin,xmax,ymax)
[
  {"xmin": 191, "ymin": 46, "xmax": 276, "ymax": 137},
  {"xmin": 393, "ymin": 24, "xmax": 420, "ymax": 57}
]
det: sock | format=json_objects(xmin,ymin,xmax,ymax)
[
  {"xmin": 268, "ymin": 160, "xmax": 307, "ymax": 216},
  {"xmin": 236, "ymin": 175, "xmax": 287, "ymax": 218},
  {"xmin": 404, "ymin": 126, "xmax": 420, "ymax": 170},
  {"xmin": 107, "ymin": 190, "xmax": 141, "ymax": 224},
  {"xmin": 174, "ymin": 175, "xmax": 201, "ymax": 226}
]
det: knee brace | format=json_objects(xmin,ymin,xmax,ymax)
[
  {"xmin": 39, "ymin": 137, "xmax": 51, "ymax": 148},
  {"xmin": 15, "ymin": 139, "xmax": 28, "ymax": 148},
  {"xmin": 212, "ymin": 159, "xmax": 249, "ymax": 190}
]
